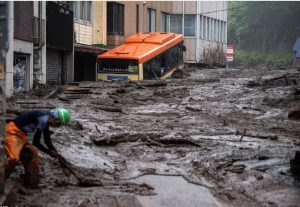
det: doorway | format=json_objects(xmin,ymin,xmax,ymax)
[{"xmin": 14, "ymin": 53, "xmax": 30, "ymax": 91}]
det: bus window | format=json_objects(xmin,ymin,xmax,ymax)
[
  {"xmin": 143, "ymin": 42, "xmax": 184, "ymax": 80},
  {"xmin": 98, "ymin": 59, "xmax": 139, "ymax": 74},
  {"xmin": 143, "ymin": 55, "xmax": 161, "ymax": 79}
]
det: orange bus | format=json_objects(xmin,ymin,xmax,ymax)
[{"xmin": 97, "ymin": 32, "xmax": 185, "ymax": 81}]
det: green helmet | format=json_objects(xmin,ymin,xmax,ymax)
[{"xmin": 50, "ymin": 108, "xmax": 71, "ymax": 124}]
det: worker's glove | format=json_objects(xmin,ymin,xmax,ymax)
[{"xmin": 49, "ymin": 150, "xmax": 59, "ymax": 158}]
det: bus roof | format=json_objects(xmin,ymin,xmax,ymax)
[{"xmin": 98, "ymin": 32, "xmax": 184, "ymax": 64}]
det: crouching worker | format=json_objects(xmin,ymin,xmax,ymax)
[{"xmin": 4, "ymin": 108, "xmax": 71, "ymax": 188}]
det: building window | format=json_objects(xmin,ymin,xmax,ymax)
[
  {"xmin": 207, "ymin": 17, "xmax": 210, "ymax": 40},
  {"xmin": 161, "ymin": 12, "xmax": 170, "ymax": 32},
  {"xmin": 210, "ymin": 18, "xmax": 213, "ymax": 41},
  {"xmin": 170, "ymin": 14, "xmax": 182, "ymax": 34},
  {"xmin": 200, "ymin": 15, "xmax": 203, "ymax": 39},
  {"xmin": 73, "ymin": 1, "xmax": 92, "ymax": 23},
  {"xmin": 184, "ymin": 14, "xmax": 196, "ymax": 37},
  {"xmin": 107, "ymin": 2, "xmax": 124, "ymax": 35},
  {"xmin": 136, "ymin": 5, "xmax": 139, "ymax": 33},
  {"xmin": 203, "ymin": 16, "xmax": 207, "ymax": 39},
  {"xmin": 214, "ymin": 19, "xmax": 217, "ymax": 41},
  {"xmin": 147, "ymin": 8, "xmax": 156, "ymax": 32}
]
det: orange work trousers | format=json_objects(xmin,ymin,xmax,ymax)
[{"xmin": 4, "ymin": 122, "xmax": 39, "ymax": 188}]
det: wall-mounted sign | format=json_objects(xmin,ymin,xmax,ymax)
[{"xmin": 227, "ymin": 44, "xmax": 234, "ymax": 62}]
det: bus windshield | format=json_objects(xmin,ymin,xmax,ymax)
[{"xmin": 97, "ymin": 58, "xmax": 138, "ymax": 74}]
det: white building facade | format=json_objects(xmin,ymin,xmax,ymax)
[{"xmin": 170, "ymin": 1, "xmax": 228, "ymax": 65}]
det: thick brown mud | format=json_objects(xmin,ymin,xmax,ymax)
[{"xmin": 6, "ymin": 67, "xmax": 300, "ymax": 207}]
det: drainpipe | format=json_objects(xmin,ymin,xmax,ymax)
[
  {"xmin": 34, "ymin": 1, "xmax": 44, "ymax": 50},
  {"xmin": 195, "ymin": 1, "xmax": 200, "ymax": 63},
  {"xmin": 33, "ymin": 1, "xmax": 44, "ymax": 83},
  {"xmin": 182, "ymin": 0, "xmax": 184, "ymax": 35}
]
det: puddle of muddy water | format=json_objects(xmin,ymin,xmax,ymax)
[{"xmin": 132, "ymin": 175, "xmax": 224, "ymax": 207}]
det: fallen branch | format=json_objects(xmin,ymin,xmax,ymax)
[
  {"xmin": 235, "ymin": 130, "xmax": 278, "ymax": 140},
  {"xmin": 94, "ymin": 105, "xmax": 123, "ymax": 113},
  {"xmin": 57, "ymin": 95, "xmax": 71, "ymax": 103},
  {"xmin": 264, "ymin": 75, "xmax": 288, "ymax": 84},
  {"xmin": 239, "ymin": 129, "xmax": 247, "ymax": 142},
  {"xmin": 44, "ymin": 87, "xmax": 61, "ymax": 99},
  {"xmin": 90, "ymin": 133, "xmax": 201, "ymax": 147},
  {"xmin": 95, "ymin": 125, "xmax": 101, "ymax": 133},
  {"xmin": 128, "ymin": 79, "xmax": 145, "ymax": 89},
  {"xmin": 142, "ymin": 81, "xmax": 167, "ymax": 88}
]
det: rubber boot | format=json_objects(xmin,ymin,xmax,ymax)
[{"xmin": 20, "ymin": 144, "xmax": 39, "ymax": 189}]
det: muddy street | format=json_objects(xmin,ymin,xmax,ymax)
[{"xmin": 6, "ymin": 67, "xmax": 300, "ymax": 207}]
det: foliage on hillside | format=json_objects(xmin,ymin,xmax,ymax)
[{"xmin": 228, "ymin": 1, "xmax": 300, "ymax": 53}]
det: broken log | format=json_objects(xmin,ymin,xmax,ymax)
[
  {"xmin": 264, "ymin": 75, "xmax": 288, "ymax": 84},
  {"xmin": 239, "ymin": 129, "xmax": 247, "ymax": 142},
  {"xmin": 58, "ymin": 95, "xmax": 71, "ymax": 103},
  {"xmin": 235, "ymin": 130, "xmax": 278, "ymax": 140},
  {"xmin": 290, "ymin": 151, "xmax": 300, "ymax": 180},
  {"xmin": 288, "ymin": 106, "xmax": 300, "ymax": 120},
  {"xmin": 142, "ymin": 81, "xmax": 167, "ymax": 88},
  {"xmin": 93, "ymin": 105, "xmax": 123, "ymax": 113},
  {"xmin": 128, "ymin": 79, "xmax": 145, "ymax": 89},
  {"xmin": 44, "ymin": 87, "xmax": 61, "ymax": 99},
  {"xmin": 185, "ymin": 106, "xmax": 202, "ymax": 112},
  {"xmin": 90, "ymin": 133, "xmax": 201, "ymax": 147}
]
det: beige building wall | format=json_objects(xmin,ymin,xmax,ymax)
[
  {"xmin": 93, "ymin": 1, "xmax": 107, "ymax": 45},
  {"xmin": 107, "ymin": 1, "xmax": 173, "ymax": 47},
  {"xmin": 74, "ymin": 1, "xmax": 107, "ymax": 46},
  {"xmin": 74, "ymin": 23, "xmax": 93, "ymax": 45}
]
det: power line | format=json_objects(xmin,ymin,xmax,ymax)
[{"xmin": 198, "ymin": 2, "xmax": 263, "ymax": 16}]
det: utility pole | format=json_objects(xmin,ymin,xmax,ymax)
[{"xmin": 0, "ymin": 1, "xmax": 9, "ymax": 194}]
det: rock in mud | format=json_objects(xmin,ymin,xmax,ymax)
[
  {"xmin": 288, "ymin": 105, "xmax": 300, "ymax": 120},
  {"xmin": 290, "ymin": 151, "xmax": 300, "ymax": 180},
  {"xmin": 226, "ymin": 165, "xmax": 246, "ymax": 174}
]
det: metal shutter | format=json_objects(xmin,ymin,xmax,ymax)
[{"xmin": 46, "ymin": 49, "xmax": 61, "ymax": 85}]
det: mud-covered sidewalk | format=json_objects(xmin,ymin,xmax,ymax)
[{"xmin": 5, "ymin": 67, "xmax": 300, "ymax": 207}]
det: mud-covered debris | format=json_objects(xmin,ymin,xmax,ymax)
[
  {"xmin": 246, "ymin": 80, "xmax": 261, "ymax": 87},
  {"xmin": 291, "ymin": 87, "xmax": 300, "ymax": 95},
  {"xmin": 264, "ymin": 75, "xmax": 288, "ymax": 84},
  {"xmin": 290, "ymin": 151, "xmax": 300, "ymax": 180},
  {"xmin": 93, "ymin": 105, "xmax": 123, "ymax": 113},
  {"xmin": 120, "ymin": 182, "xmax": 156, "ymax": 196},
  {"xmin": 57, "ymin": 95, "xmax": 71, "ymax": 103},
  {"xmin": 255, "ymin": 174, "xmax": 264, "ymax": 180},
  {"xmin": 70, "ymin": 120, "xmax": 84, "ymax": 130},
  {"xmin": 141, "ymin": 81, "xmax": 167, "ymax": 88},
  {"xmin": 185, "ymin": 106, "xmax": 202, "ymax": 112},
  {"xmin": 235, "ymin": 130, "xmax": 278, "ymax": 140},
  {"xmin": 288, "ymin": 105, "xmax": 300, "ymax": 120},
  {"xmin": 43, "ymin": 87, "xmax": 62, "ymax": 99},
  {"xmin": 90, "ymin": 133, "xmax": 164, "ymax": 146},
  {"xmin": 64, "ymin": 86, "xmax": 92, "ymax": 94},
  {"xmin": 172, "ymin": 68, "xmax": 191, "ymax": 79},
  {"xmin": 226, "ymin": 164, "xmax": 246, "ymax": 173},
  {"xmin": 258, "ymin": 155, "xmax": 270, "ymax": 160},
  {"xmin": 90, "ymin": 133, "xmax": 201, "ymax": 147},
  {"xmin": 115, "ymin": 88, "xmax": 128, "ymax": 94}
]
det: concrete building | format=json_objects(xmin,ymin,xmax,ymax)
[
  {"xmin": 5, "ymin": 1, "xmax": 74, "ymax": 96},
  {"xmin": 171, "ymin": 1, "xmax": 228, "ymax": 65},
  {"xmin": 46, "ymin": 1, "xmax": 74, "ymax": 85},
  {"xmin": 72, "ymin": 1, "xmax": 107, "ymax": 81},
  {"xmin": 6, "ymin": 1, "xmax": 47, "ymax": 96},
  {"xmin": 106, "ymin": 1, "xmax": 173, "ymax": 48}
]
